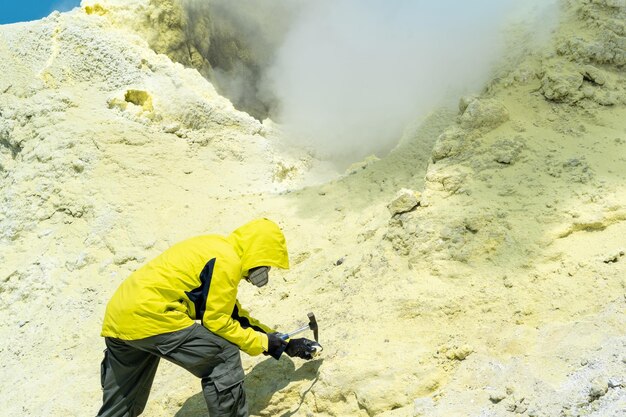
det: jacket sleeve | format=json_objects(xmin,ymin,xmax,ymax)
[
  {"xmin": 201, "ymin": 264, "xmax": 268, "ymax": 356},
  {"xmin": 232, "ymin": 299, "xmax": 276, "ymax": 335}
]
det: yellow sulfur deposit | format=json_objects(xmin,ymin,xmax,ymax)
[
  {"xmin": 85, "ymin": 4, "xmax": 107, "ymax": 16},
  {"xmin": 0, "ymin": 1, "xmax": 624, "ymax": 416}
]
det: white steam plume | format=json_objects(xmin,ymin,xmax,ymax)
[{"xmin": 263, "ymin": 0, "xmax": 559, "ymax": 161}]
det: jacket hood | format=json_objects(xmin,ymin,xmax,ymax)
[{"xmin": 227, "ymin": 218, "xmax": 290, "ymax": 273}]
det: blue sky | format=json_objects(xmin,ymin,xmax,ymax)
[{"xmin": 0, "ymin": 0, "xmax": 81, "ymax": 25}]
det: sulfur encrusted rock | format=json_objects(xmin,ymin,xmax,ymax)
[
  {"xmin": 459, "ymin": 98, "xmax": 509, "ymax": 131},
  {"xmin": 488, "ymin": 389, "xmax": 508, "ymax": 404},
  {"xmin": 581, "ymin": 65, "xmax": 607, "ymax": 86},
  {"xmin": 589, "ymin": 379, "xmax": 608, "ymax": 400},
  {"xmin": 388, "ymin": 188, "xmax": 421, "ymax": 215},
  {"xmin": 540, "ymin": 67, "xmax": 584, "ymax": 102},
  {"xmin": 490, "ymin": 137, "xmax": 526, "ymax": 165},
  {"xmin": 458, "ymin": 95, "xmax": 479, "ymax": 114},
  {"xmin": 431, "ymin": 127, "xmax": 465, "ymax": 163}
]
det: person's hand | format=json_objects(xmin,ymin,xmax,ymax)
[
  {"xmin": 265, "ymin": 332, "xmax": 288, "ymax": 360},
  {"xmin": 285, "ymin": 338, "xmax": 320, "ymax": 360}
]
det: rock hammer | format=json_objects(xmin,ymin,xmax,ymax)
[{"xmin": 280, "ymin": 312, "xmax": 323, "ymax": 357}]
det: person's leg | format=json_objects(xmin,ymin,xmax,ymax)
[
  {"xmin": 129, "ymin": 324, "xmax": 248, "ymax": 417},
  {"xmin": 97, "ymin": 338, "xmax": 160, "ymax": 417},
  {"xmin": 194, "ymin": 335, "xmax": 248, "ymax": 417}
]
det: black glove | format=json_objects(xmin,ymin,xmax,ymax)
[
  {"xmin": 265, "ymin": 333, "xmax": 288, "ymax": 360},
  {"xmin": 285, "ymin": 338, "xmax": 318, "ymax": 360}
]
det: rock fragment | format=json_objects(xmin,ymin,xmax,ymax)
[
  {"xmin": 459, "ymin": 98, "xmax": 509, "ymax": 131},
  {"xmin": 589, "ymin": 379, "xmax": 608, "ymax": 400},
  {"xmin": 163, "ymin": 122, "xmax": 181, "ymax": 134},
  {"xmin": 488, "ymin": 389, "xmax": 507, "ymax": 404},
  {"xmin": 581, "ymin": 65, "xmax": 607, "ymax": 86},
  {"xmin": 491, "ymin": 137, "xmax": 525, "ymax": 165},
  {"xmin": 71, "ymin": 160, "xmax": 85, "ymax": 173},
  {"xmin": 603, "ymin": 249, "xmax": 624, "ymax": 263},
  {"xmin": 431, "ymin": 127, "xmax": 464, "ymax": 162},
  {"xmin": 442, "ymin": 344, "xmax": 474, "ymax": 361},
  {"xmin": 387, "ymin": 189, "xmax": 421, "ymax": 216},
  {"xmin": 540, "ymin": 67, "xmax": 583, "ymax": 102},
  {"xmin": 504, "ymin": 396, "xmax": 529, "ymax": 414},
  {"xmin": 458, "ymin": 94, "xmax": 479, "ymax": 113}
]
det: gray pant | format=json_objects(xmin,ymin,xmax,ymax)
[{"xmin": 97, "ymin": 324, "xmax": 248, "ymax": 417}]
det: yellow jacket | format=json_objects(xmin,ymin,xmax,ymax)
[{"xmin": 101, "ymin": 218, "xmax": 289, "ymax": 356}]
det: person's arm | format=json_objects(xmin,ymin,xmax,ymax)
[
  {"xmin": 231, "ymin": 299, "xmax": 275, "ymax": 334},
  {"xmin": 201, "ymin": 264, "xmax": 268, "ymax": 356},
  {"xmin": 231, "ymin": 299, "xmax": 287, "ymax": 359}
]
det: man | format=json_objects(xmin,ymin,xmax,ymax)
[{"xmin": 97, "ymin": 218, "xmax": 319, "ymax": 417}]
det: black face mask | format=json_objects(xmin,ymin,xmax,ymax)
[{"xmin": 246, "ymin": 266, "xmax": 270, "ymax": 287}]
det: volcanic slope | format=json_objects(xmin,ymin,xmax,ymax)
[{"xmin": 0, "ymin": 1, "xmax": 625, "ymax": 416}]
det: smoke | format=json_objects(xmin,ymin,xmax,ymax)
[
  {"xmin": 262, "ymin": 0, "xmax": 560, "ymax": 161},
  {"xmin": 180, "ymin": 0, "xmax": 303, "ymax": 119},
  {"xmin": 180, "ymin": 0, "xmax": 559, "ymax": 162}
]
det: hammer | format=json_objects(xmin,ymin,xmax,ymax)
[{"xmin": 281, "ymin": 312, "xmax": 319, "ymax": 342}]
